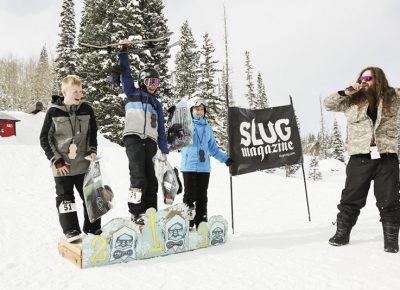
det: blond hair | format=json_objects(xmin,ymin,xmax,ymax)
[{"xmin": 61, "ymin": 75, "xmax": 82, "ymax": 93}]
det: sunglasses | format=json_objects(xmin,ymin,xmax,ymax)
[
  {"xmin": 144, "ymin": 78, "xmax": 160, "ymax": 87},
  {"xmin": 359, "ymin": 76, "xmax": 373, "ymax": 82}
]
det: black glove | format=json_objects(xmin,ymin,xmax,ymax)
[
  {"xmin": 107, "ymin": 64, "xmax": 121, "ymax": 87},
  {"xmin": 225, "ymin": 158, "xmax": 234, "ymax": 167}
]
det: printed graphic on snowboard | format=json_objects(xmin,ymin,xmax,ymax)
[
  {"xmin": 166, "ymin": 98, "xmax": 193, "ymax": 151},
  {"xmin": 63, "ymin": 204, "xmax": 228, "ymax": 269},
  {"xmin": 154, "ymin": 155, "xmax": 182, "ymax": 205},
  {"xmin": 83, "ymin": 160, "xmax": 114, "ymax": 222}
]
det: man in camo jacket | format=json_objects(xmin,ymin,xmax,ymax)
[{"xmin": 324, "ymin": 66, "xmax": 400, "ymax": 253}]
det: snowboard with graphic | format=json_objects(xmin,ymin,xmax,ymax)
[
  {"xmin": 78, "ymin": 203, "xmax": 228, "ymax": 268},
  {"xmin": 166, "ymin": 97, "xmax": 193, "ymax": 151},
  {"xmin": 83, "ymin": 159, "xmax": 114, "ymax": 222},
  {"xmin": 154, "ymin": 157, "xmax": 182, "ymax": 205}
]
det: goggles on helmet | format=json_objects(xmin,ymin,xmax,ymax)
[
  {"xmin": 144, "ymin": 78, "xmax": 160, "ymax": 87},
  {"xmin": 192, "ymin": 97, "xmax": 207, "ymax": 107}
]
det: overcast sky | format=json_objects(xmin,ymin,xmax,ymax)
[{"xmin": 1, "ymin": 0, "xmax": 399, "ymax": 135}]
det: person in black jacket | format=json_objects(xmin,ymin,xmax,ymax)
[{"xmin": 39, "ymin": 75, "xmax": 100, "ymax": 242}]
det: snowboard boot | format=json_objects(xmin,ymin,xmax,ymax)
[
  {"xmin": 188, "ymin": 207, "xmax": 196, "ymax": 221},
  {"xmin": 131, "ymin": 213, "xmax": 145, "ymax": 226},
  {"xmin": 187, "ymin": 207, "xmax": 197, "ymax": 231},
  {"xmin": 65, "ymin": 230, "xmax": 81, "ymax": 243},
  {"xmin": 329, "ymin": 218, "xmax": 353, "ymax": 246},
  {"xmin": 189, "ymin": 224, "xmax": 196, "ymax": 232},
  {"xmin": 382, "ymin": 222, "xmax": 399, "ymax": 253}
]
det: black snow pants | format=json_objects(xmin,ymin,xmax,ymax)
[
  {"xmin": 124, "ymin": 135, "xmax": 158, "ymax": 215},
  {"xmin": 55, "ymin": 174, "xmax": 101, "ymax": 235},
  {"xmin": 182, "ymin": 172, "xmax": 210, "ymax": 228},
  {"xmin": 337, "ymin": 153, "xmax": 400, "ymax": 225}
]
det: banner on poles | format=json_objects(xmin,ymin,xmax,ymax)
[{"xmin": 228, "ymin": 105, "xmax": 303, "ymax": 176}]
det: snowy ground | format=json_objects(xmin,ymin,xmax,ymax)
[{"xmin": 0, "ymin": 112, "xmax": 399, "ymax": 290}]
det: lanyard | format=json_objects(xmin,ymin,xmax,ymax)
[
  {"xmin": 194, "ymin": 125, "xmax": 205, "ymax": 149},
  {"xmin": 65, "ymin": 106, "xmax": 78, "ymax": 142}
]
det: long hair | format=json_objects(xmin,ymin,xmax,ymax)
[{"xmin": 350, "ymin": 67, "xmax": 395, "ymax": 114}]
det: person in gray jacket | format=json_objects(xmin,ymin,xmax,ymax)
[
  {"xmin": 40, "ymin": 75, "xmax": 100, "ymax": 242},
  {"xmin": 324, "ymin": 66, "xmax": 400, "ymax": 253}
]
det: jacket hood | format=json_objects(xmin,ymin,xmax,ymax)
[{"xmin": 49, "ymin": 95, "xmax": 84, "ymax": 112}]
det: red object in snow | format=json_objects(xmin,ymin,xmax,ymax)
[{"xmin": 0, "ymin": 112, "xmax": 20, "ymax": 137}]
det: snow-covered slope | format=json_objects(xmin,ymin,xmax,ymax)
[{"xmin": 0, "ymin": 112, "xmax": 398, "ymax": 290}]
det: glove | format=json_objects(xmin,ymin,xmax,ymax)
[
  {"xmin": 225, "ymin": 158, "xmax": 234, "ymax": 167},
  {"xmin": 119, "ymin": 42, "xmax": 129, "ymax": 52},
  {"xmin": 54, "ymin": 158, "xmax": 66, "ymax": 169},
  {"xmin": 108, "ymin": 64, "xmax": 121, "ymax": 86}
]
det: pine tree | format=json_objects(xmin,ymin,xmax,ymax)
[
  {"xmin": 220, "ymin": 65, "xmax": 235, "ymax": 107},
  {"xmin": 173, "ymin": 20, "xmax": 200, "ymax": 102},
  {"xmin": 140, "ymin": 0, "xmax": 172, "ymax": 110},
  {"xmin": 0, "ymin": 54, "xmax": 54, "ymax": 110},
  {"xmin": 55, "ymin": 0, "xmax": 77, "ymax": 80},
  {"xmin": 33, "ymin": 45, "xmax": 53, "ymax": 103},
  {"xmin": 305, "ymin": 133, "xmax": 321, "ymax": 156},
  {"xmin": 309, "ymin": 156, "xmax": 322, "ymax": 180},
  {"xmin": 318, "ymin": 97, "xmax": 329, "ymax": 159},
  {"xmin": 255, "ymin": 72, "xmax": 268, "ymax": 109},
  {"xmin": 331, "ymin": 118, "xmax": 345, "ymax": 162},
  {"xmin": 199, "ymin": 33, "xmax": 218, "ymax": 106},
  {"xmin": 198, "ymin": 33, "xmax": 226, "ymax": 145},
  {"xmin": 76, "ymin": 0, "xmax": 143, "ymax": 145},
  {"xmin": 244, "ymin": 51, "xmax": 256, "ymax": 109}
]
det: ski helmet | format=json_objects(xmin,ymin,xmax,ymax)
[
  {"xmin": 187, "ymin": 96, "xmax": 207, "ymax": 117},
  {"xmin": 138, "ymin": 68, "xmax": 160, "ymax": 87}
]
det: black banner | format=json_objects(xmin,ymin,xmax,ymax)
[{"xmin": 228, "ymin": 105, "xmax": 303, "ymax": 176}]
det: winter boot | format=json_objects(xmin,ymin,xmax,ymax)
[
  {"xmin": 329, "ymin": 218, "xmax": 353, "ymax": 246},
  {"xmin": 131, "ymin": 213, "xmax": 145, "ymax": 226},
  {"xmin": 187, "ymin": 207, "xmax": 196, "ymax": 230},
  {"xmin": 188, "ymin": 207, "xmax": 196, "ymax": 221},
  {"xmin": 65, "ymin": 230, "xmax": 81, "ymax": 243},
  {"xmin": 382, "ymin": 222, "xmax": 399, "ymax": 253}
]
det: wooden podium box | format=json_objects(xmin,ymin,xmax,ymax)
[{"xmin": 58, "ymin": 238, "xmax": 83, "ymax": 268}]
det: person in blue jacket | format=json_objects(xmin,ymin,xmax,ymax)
[
  {"xmin": 118, "ymin": 41, "xmax": 169, "ymax": 225},
  {"xmin": 181, "ymin": 97, "xmax": 233, "ymax": 230}
]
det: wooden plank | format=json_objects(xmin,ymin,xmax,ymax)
[{"xmin": 58, "ymin": 238, "xmax": 83, "ymax": 269}]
